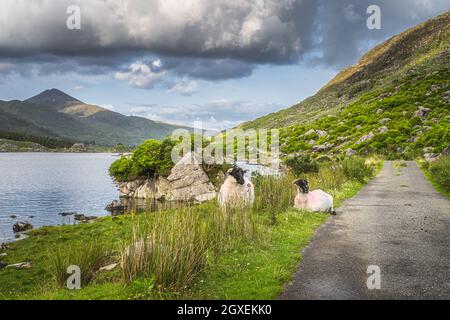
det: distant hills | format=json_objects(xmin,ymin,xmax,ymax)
[
  {"xmin": 0, "ymin": 89, "xmax": 188, "ymax": 146},
  {"xmin": 241, "ymin": 11, "xmax": 450, "ymax": 159}
]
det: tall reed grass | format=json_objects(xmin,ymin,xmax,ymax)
[
  {"xmin": 48, "ymin": 242, "xmax": 112, "ymax": 287},
  {"xmin": 121, "ymin": 202, "xmax": 263, "ymax": 291}
]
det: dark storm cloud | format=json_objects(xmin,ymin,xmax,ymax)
[{"xmin": 0, "ymin": 0, "xmax": 449, "ymax": 80}]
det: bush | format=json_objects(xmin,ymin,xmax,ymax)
[
  {"xmin": 109, "ymin": 138, "xmax": 176, "ymax": 182},
  {"xmin": 284, "ymin": 155, "xmax": 319, "ymax": 175},
  {"xmin": 341, "ymin": 157, "xmax": 374, "ymax": 183},
  {"xmin": 429, "ymin": 156, "xmax": 450, "ymax": 193},
  {"xmin": 109, "ymin": 156, "xmax": 135, "ymax": 182}
]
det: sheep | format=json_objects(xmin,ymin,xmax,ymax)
[
  {"xmin": 218, "ymin": 167, "xmax": 255, "ymax": 209},
  {"xmin": 293, "ymin": 179, "xmax": 336, "ymax": 215}
]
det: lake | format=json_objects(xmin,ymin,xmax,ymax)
[{"xmin": 0, "ymin": 153, "xmax": 119, "ymax": 243}]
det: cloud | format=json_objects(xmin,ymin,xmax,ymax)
[
  {"xmin": 129, "ymin": 100, "xmax": 285, "ymax": 130},
  {"xmin": 0, "ymin": 0, "xmax": 449, "ymax": 80},
  {"xmin": 167, "ymin": 80, "xmax": 198, "ymax": 96},
  {"xmin": 115, "ymin": 61, "xmax": 166, "ymax": 89},
  {"xmin": 100, "ymin": 104, "xmax": 115, "ymax": 111}
]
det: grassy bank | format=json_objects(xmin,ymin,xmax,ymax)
[
  {"xmin": 418, "ymin": 156, "xmax": 450, "ymax": 198},
  {"xmin": 0, "ymin": 158, "xmax": 382, "ymax": 300}
]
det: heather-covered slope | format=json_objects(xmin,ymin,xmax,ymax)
[{"xmin": 241, "ymin": 11, "xmax": 450, "ymax": 159}]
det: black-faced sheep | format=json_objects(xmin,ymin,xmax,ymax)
[
  {"xmin": 218, "ymin": 167, "xmax": 255, "ymax": 209},
  {"xmin": 293, "ymin": 179, "xmax": 336, "ymax": 214}
]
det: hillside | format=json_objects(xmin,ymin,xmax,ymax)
[
  {"xmin": 0, "ymin": 89, "xmax": 189, "ymax": 146},
  {"xmin": 241, "ymin": 11, "xmax": 450, "ymax": 159}
]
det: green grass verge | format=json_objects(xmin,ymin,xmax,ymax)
[
  {"xmin": 0, "ymin": 162, "xmax": 380, "ymax": 300},
  {"xmin": 418, "ymin": 160, "xmax": 450, "ymax": 199}
]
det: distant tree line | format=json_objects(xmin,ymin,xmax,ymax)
[{"xmin": 0, "ymin": 130, "xmax": 75, "ymax": 149}]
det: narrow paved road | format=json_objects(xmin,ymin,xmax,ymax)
[{"xmin": 281, "ymin": 161, "xmax": 450, "ymax": 300}]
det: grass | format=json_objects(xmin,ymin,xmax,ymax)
[
  {"xmin": 418, "ymin": 157, "xmax": 450, "ymax": 199},
  {"xmin": 0, "ymin": 159, "xmax": 381, "ymax": 300}
]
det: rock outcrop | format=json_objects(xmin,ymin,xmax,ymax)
[{"xmin": 118, "ymin": 152, "xmax": 217, "ymax": 203}]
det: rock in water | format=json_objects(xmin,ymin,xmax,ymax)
[
  {"xmin": 59, "ymin": 212, "xmax": 77, "ymax": 217},
  {"xmin": 105, "ymin": 200, "xmax": 125, "ymax": 213},
  {"xmin": 12, "ymin": 221, "xmax": 33, "ymax": 233}
]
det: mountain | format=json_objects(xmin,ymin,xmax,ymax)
[
  {"xmin": 241, "ymin": 11, "xmax": 450, "ymax": 159},
  {"xmin": 0, "ymin": 89, "xmax": 189, "ymax": 146},
  {"xmin": 26, "ymin": 88, "xmax": 83, "ymax": 110}
]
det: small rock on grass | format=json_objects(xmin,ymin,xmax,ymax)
[
  {"xmin": 0, "ymin": 262, "xmax": 7, "ymax": 269},
  {"xmin": 0, "ymin": 253, "xmax": 7, "ymax": 257},
  {"xmin": 6, "ymin": 262, "xmax": 32, "ymax": 269},
  {"xmin": 99, "ymin": 263, "xmax": 118, "ymax": 272}
]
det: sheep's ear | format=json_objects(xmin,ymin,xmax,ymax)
[{"xmin": 227, "ymin": 168, "xmax": 234, "ymax": 174}]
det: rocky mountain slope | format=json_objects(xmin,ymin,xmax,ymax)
[
  {"xmin": 241, "ymin": 11, "xmax": 450, "ymax": 159},
  {"xmin": 0, "ymin": 89, "xmax": 188, "ymax": 146}
]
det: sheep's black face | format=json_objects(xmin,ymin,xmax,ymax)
[
  {"xmin": 230, "ymin": 167, "xmax": 246, "ymax": 185},
  {"xmin": 294, "ymin": 179, "xmax": 309, "ymax": 194}
]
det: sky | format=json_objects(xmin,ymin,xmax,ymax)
[{"xmin": 0, "ymin": 0, "xmax": 449, "ymax": 130}]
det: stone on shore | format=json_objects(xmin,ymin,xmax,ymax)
[{"xmin": 13, "ymin": 221, "xmax": 33, "ymax": 233}]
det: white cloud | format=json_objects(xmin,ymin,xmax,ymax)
[
  {"xmin": 115, "ymin": 61, "xmax": 166, "ymax": 89},
  {"xmin": 100, "ymin": 104, "xmax": 115, "ymax": 111},
  {"xmin": 128, "ymin": 100, "xmax": 285, "ymax": 130},
  {"xmin": 167, "ymin": 79, "xmax": 198, "ymax": 96}
]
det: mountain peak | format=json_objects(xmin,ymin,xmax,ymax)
[{"xmin": 25, "ymin": 88, "xmax": 84, "ymax": 110}]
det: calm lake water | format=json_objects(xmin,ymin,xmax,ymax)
[{"xmin": 0, "ymin": 153, "xmax": 119, "ymax": 242}]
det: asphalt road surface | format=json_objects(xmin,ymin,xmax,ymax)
[{"xmin": 281, "ymin": 161, "xmax": 450, "ymax": 300}]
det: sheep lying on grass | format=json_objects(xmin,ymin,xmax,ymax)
[
  {"xmin": 293, "ymin": 179, "xmax": 336, "ymax": 215},
  {"xmin": 218, "ymin": 167, "xmax": 255, "ymax": 209}
]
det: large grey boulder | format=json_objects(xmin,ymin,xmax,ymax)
[
  {"xmin": 118, "ymin": 152, "xmax": 217, "ymax": 203},
  {"xmin": 164, "ymin": 152, "xmax": 217, "ymax": 202}
]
